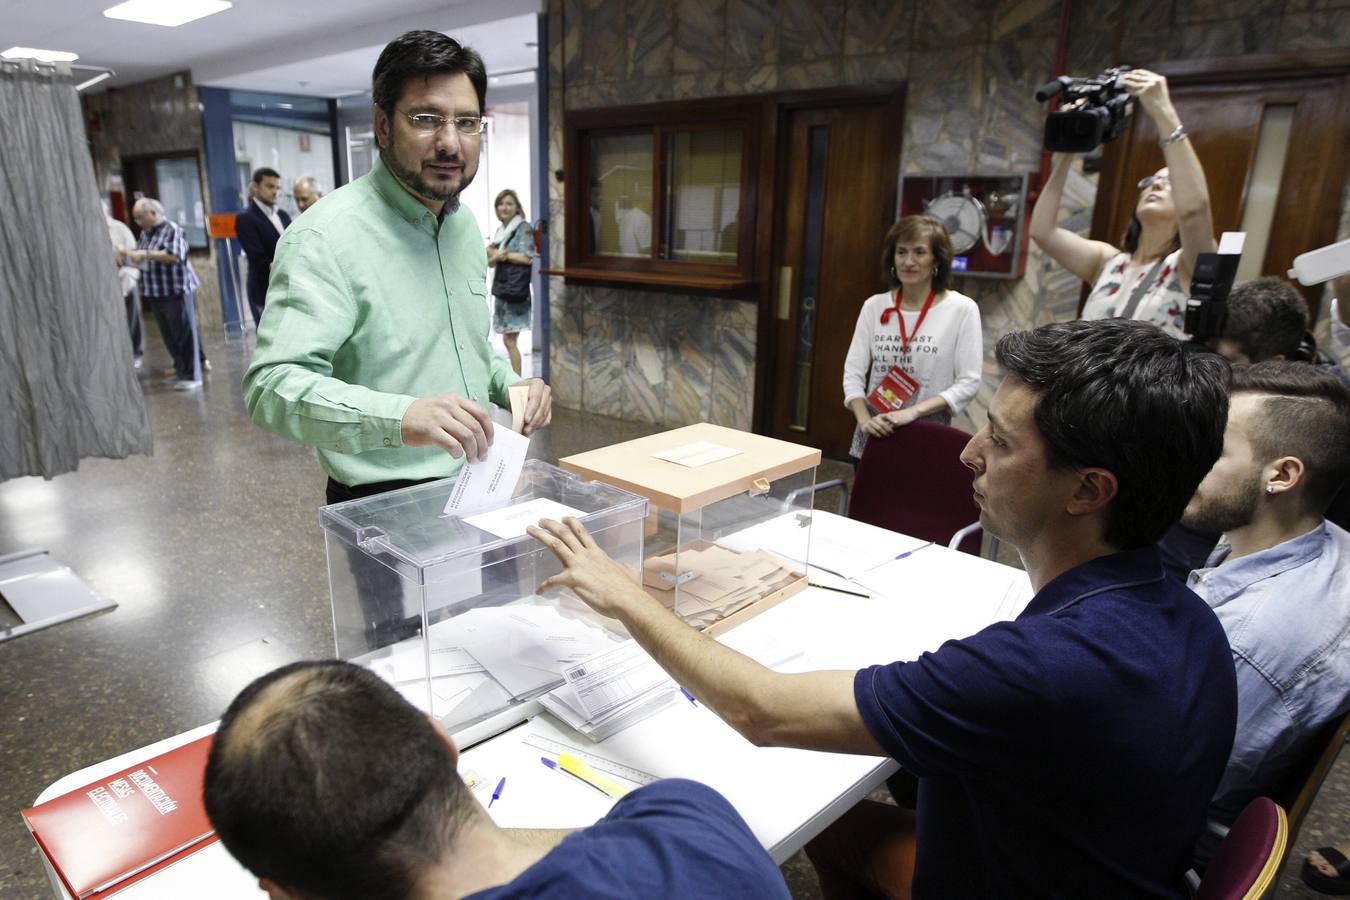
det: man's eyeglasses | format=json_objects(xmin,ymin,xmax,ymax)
[
  {"xmin": 399, "ymin": 111, "xmax": 486, "ymax": 136},
  {"xmin": 1137, "ymin": 174, "xmax": 1171, "ymax": 191}
]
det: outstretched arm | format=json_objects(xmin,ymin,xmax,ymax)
[
  {"xmin": 527, "ymin": 518, "xmax": 885, "ymax": 756},
  {"xmin": 1126, "ymin": 69, "xmax": 1215, "ymax": 282},
  {"xmin": 1028, "ymin": 153, "xmax": 1119, "ymax": 285}
]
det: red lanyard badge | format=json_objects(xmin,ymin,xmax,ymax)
[{"xmin": 880, "ymin": 290, "xmax": 937, "ymax": 354}]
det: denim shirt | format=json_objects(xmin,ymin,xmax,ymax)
[{"xmin": 1188, "ymin": 521, "xmax": 1350, "ymax": 824}]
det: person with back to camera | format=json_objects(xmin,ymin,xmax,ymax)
[
  {"xmin": 487, "ymin": 189, "xmax": 535, "ymax": 376},
  {"xmin": 204, "ymin": 660, "xmax": 793, "ymax": 900},
  {"xmin": 1029, "ymin": 69, "xmax": 1215, "ymax": 339},
  {"xmin": 842, "ymin": 215, "xmax": 982, "ymax": 461}
]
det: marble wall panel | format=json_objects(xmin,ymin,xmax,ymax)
[
  {"xmin": 1175, "ymin": 0, "xmax": 1282, "ymax": 22},
  {"xmin": 666, "ymin": 298, "xmax": 718, "ymax": 423},
  {"xmin": 913, "ymin": 0, "xmax": 989, "ymax": 48},
  {"xmin": 726, "ymin": 0, "xmax": 780, "ymax": 65},
  {"xmin": 1284, "ymin": 0, "xmax": 1350, "ymax": 10},
  {"xmin": 710, "ymin": 324, "xmax": 756, "ymax": 428},
  {"xmin": 624, "ymin": 305, "xmax": 670, "ymax": 423},
  {"xmin": 843, "ymin": 0, "xmax": 913, "ymax": 57},
  {"xmin": 562, "ymin": 0, "xmax": 585, "ymax": 84},
  {"xmin": 628, "ymin": 1, "xmax": 675, "ymax": 80},
  {"xmin": 1278, "ymin": 10, "xmax": 1350, "ymax": 47},
  {"xmin": 1118, "ymin": 29, "xmax": 1184, "ymax": 65},
  {"xmin": 778, "ymin": 0, "xmax": 845, "ymax": 64},
  {"xmin": 673, "ymin": 0, "xmax": 728, "ymax": 73},
  {"xmin": 579, "ymin": 0, "xmax": 627, "ymax": 83},
  {"xmin": 549, "ymin": 285, "xmax": 586, "ymax": 407},
  {"xmin": 1066, "ymin": 0, "xmax": 1123, "ymax": 73},
  {"xmin": 673, "ymin": 72, "xmax": 726, "ymax": 100},
  {"xmin": 721, "ymin": 65, "xmax": 780, "ymax": 95},
  {"xmin": 1179, "ymin": 19, "xmax": 1279, "ymax": 58},
  {"xmin": 778, "ymin": 60, "xmax": 844, "ymax": 92},
  {"xmin": 841, "ymin": 52, "xmax": 910, "ymax": 88},
  {"xmin": 582, "ymin": 299, "xmax": 630, "ymax": 419},
  {"xmin": 981, "ymin": 39, "xmax": 1056, "ymax": 171},
  {"xmin": 993, "ymin": 0, "xmax": 1061, "ymax": 41}
]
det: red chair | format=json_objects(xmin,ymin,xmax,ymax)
[
  {"xmin": 849, "ymin": 420, "xmax": 984, "ymax": 556},
  {"xmin": 1195, "ymin": 797, "xmax": 1288, "ymax": 900}
]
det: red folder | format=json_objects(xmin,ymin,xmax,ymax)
[
  {"xmin": 23, "ymin": 735, "xmax": 219, "ymax": 898},
  {"xmin": 867, "ymin": 366, "xmax": 920, "ymax": 412}
]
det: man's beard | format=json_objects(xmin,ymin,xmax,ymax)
[
  {"xmin": 381, "ymin": 132, "xmax": 473, "ymax": 206},
  {"xmin": 1182, "ymin": 474, "xmax": 1262, "ymax": 534}
]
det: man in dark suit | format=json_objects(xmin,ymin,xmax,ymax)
[{"xmin": 236, "ymin": 167, "xmax": 291, "ymax": 327}]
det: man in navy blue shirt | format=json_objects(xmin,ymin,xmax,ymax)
[
  {"xmin": 531, "ymin": 319, "xmax": 1238, "ymax": 899},
  {"xmin": 204, "ymin": 660, "xmax": 789, "ymax": 900}
]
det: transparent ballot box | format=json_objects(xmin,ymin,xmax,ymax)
[
  {"xmin": 319, "ymin": 460, "xmax": 647, "ymax": 744},
  {"xmin": 560, "ymin": 423, "xmax": 820, "ymax": 636}
]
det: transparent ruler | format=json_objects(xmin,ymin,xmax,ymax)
[{"xmin": 522, "ymin": 734, "xmax": 659, "ymax": 786}]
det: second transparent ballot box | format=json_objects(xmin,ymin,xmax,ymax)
[
  {"xmin": 319, "ymin": 460, "xmax": 647, "ymax": 742},
  {"xmin": 560, "ymin": 423, "xmax": 820, "ymax": 635}
]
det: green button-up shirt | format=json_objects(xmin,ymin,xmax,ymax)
[{"xmin": 243, "ymin": 158, "xmax": 519, "ymax": 487}]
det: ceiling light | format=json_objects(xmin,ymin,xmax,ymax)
[
  {"xmin": 76, "ymin": 71, "xmax": 114, "ymax": 91},
  {"xmin": 2, "ymin": 47, "xmax": 80, "ymax": 63},
  {"xmin": 103, "ymin": 0, "xmax": 232, "ymax": 27}
]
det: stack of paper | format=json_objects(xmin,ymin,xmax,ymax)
[
  {"xmin": 643, "ymin": 544, "xmax": 799, "ymax": 627},
  {"xmin": 366, "ymin": 600, "xmax": 626, "ymax": 728},
  {"xmin": 539, "ymin": 640, "xmax": 678, "ymax": 741}
]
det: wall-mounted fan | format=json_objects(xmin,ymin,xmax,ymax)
[
  {"xmin": 902, "ymin": 175, "xmax": 1031, "ymax": 279},
  {"xmin": 925, "ymin": 189, "xmax": 1017, "ymax": 257}
]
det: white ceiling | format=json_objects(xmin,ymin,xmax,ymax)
[{"xmin": 1, "ymin": 0, "xmax": 542, "ymax": 96}]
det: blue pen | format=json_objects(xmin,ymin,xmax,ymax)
[
  {"xmin": 488, "ymin": 777, "xmax": 505, "ymax": 808},
  {"xmin": 680, "ymin": 687, "xmax": 697, "ymax": 706},
  {"xmin": 893, "ymin": 541, "xmax": 936, "ymax": 562}
]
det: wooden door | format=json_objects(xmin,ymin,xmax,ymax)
[
  {"xmin": 766, "ymin": 93, "xmax": 903, "ymax": 460},
  {"xmin": 1090, "ymin": 52, "xmax": 1350, "ymax": 317}
]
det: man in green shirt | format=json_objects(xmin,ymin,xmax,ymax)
[{"xmin": 243, "ymin": 30, "xmax": 551, "ymax": 506}]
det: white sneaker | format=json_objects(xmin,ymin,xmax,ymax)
[
  {"xmin": 173, "ymin": 380, "xmax": 203, "ymax": 391},
  {"xmin": 133, "ymin": 356, "xmax": 144, "ymax": 369}
]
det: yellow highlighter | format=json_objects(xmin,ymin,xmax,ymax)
[{"xmin": 556, "ymin": 753, "xmax": 630, "ymax": 799}]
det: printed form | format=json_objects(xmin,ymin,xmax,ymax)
[
  {"xmin": 563, "ymin": 640, "xmax": 674, "ymax": 720},
  {"xmin": 443, "ymin": 427, "xmax": 530, "ymax": 517}
]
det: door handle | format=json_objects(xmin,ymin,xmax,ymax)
[{"xmin": 777, "ymin": 266, "xmax": 793, "ymax": 320}]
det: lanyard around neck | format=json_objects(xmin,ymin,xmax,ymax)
[{"xmin": 880, "ymin": 290, "xmax": 937, "ymax": 354}]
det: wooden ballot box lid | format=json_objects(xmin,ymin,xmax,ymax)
[{"xmin": 560, "ymin": 423, "xmax": 821, "ymax": 515}]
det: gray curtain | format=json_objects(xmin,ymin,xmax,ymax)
[{"xmin": 0, "ymin": 65, "xmax": 153, "ymax": 480}]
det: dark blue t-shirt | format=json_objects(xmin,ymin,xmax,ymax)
[
  {"xmin": 463, "ymin": 779, "xmax": 790, "ymax": 899},
  {"xmin": 855, "ymin": 546, "xmax": 1237, "ymax": 899}
]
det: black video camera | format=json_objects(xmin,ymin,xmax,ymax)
[
  {"xmin": 1184, "ymin": 233, "xmax": 1245, "ymax": 343},
  {"xmin": 1034, "ymin": 67, "xmax": 1134, "ymax": 153}
]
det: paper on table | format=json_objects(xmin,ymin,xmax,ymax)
[
  {"xmin": 651, "ymin": 441, "xmax": 743, "ymax": 468},
  {"xmin": 465, "ymin": 497, "xmax": 586, "ymax": 540},
  {"xmin": 452, "ymin": 603, "xmax": 622, "ymax": 698},
  {"xmin": 443, "ymin": 427, "xmax": 529, "ymax": 517},
  {"xmin": 562, "ymin": 640, "xmax": 674, "ymax": 720}
]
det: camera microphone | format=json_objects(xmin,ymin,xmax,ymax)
[{"xmin": 1034, "ymin": 77, "xmax": 1070, "ymax": 103}]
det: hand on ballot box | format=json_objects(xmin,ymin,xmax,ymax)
[{"xmin": 529, "ymin": 518, "xmax": 655, "ymax": 621}]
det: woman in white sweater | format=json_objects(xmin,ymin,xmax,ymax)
[{"xmin": 842, "ymin": 215, "xmax": 983, "ymax": 459}]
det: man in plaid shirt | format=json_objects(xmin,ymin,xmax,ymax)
[{"xmin": 125, "ymin": 198, "xmax": 203, "ymax": 390}]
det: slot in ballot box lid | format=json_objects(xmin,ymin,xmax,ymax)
[{"xmin": 558, "ymin": 423, "xmax": 822, "ymax": 515}]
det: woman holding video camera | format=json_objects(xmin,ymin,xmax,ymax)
[{"xmin": 1030, "ymin": 69, "xmax": 1214, "ymax": 339}]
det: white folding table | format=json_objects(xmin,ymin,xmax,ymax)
[{"xmin": 33, "ymin": 512, "xmax": 1033, "ymax": 898}]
